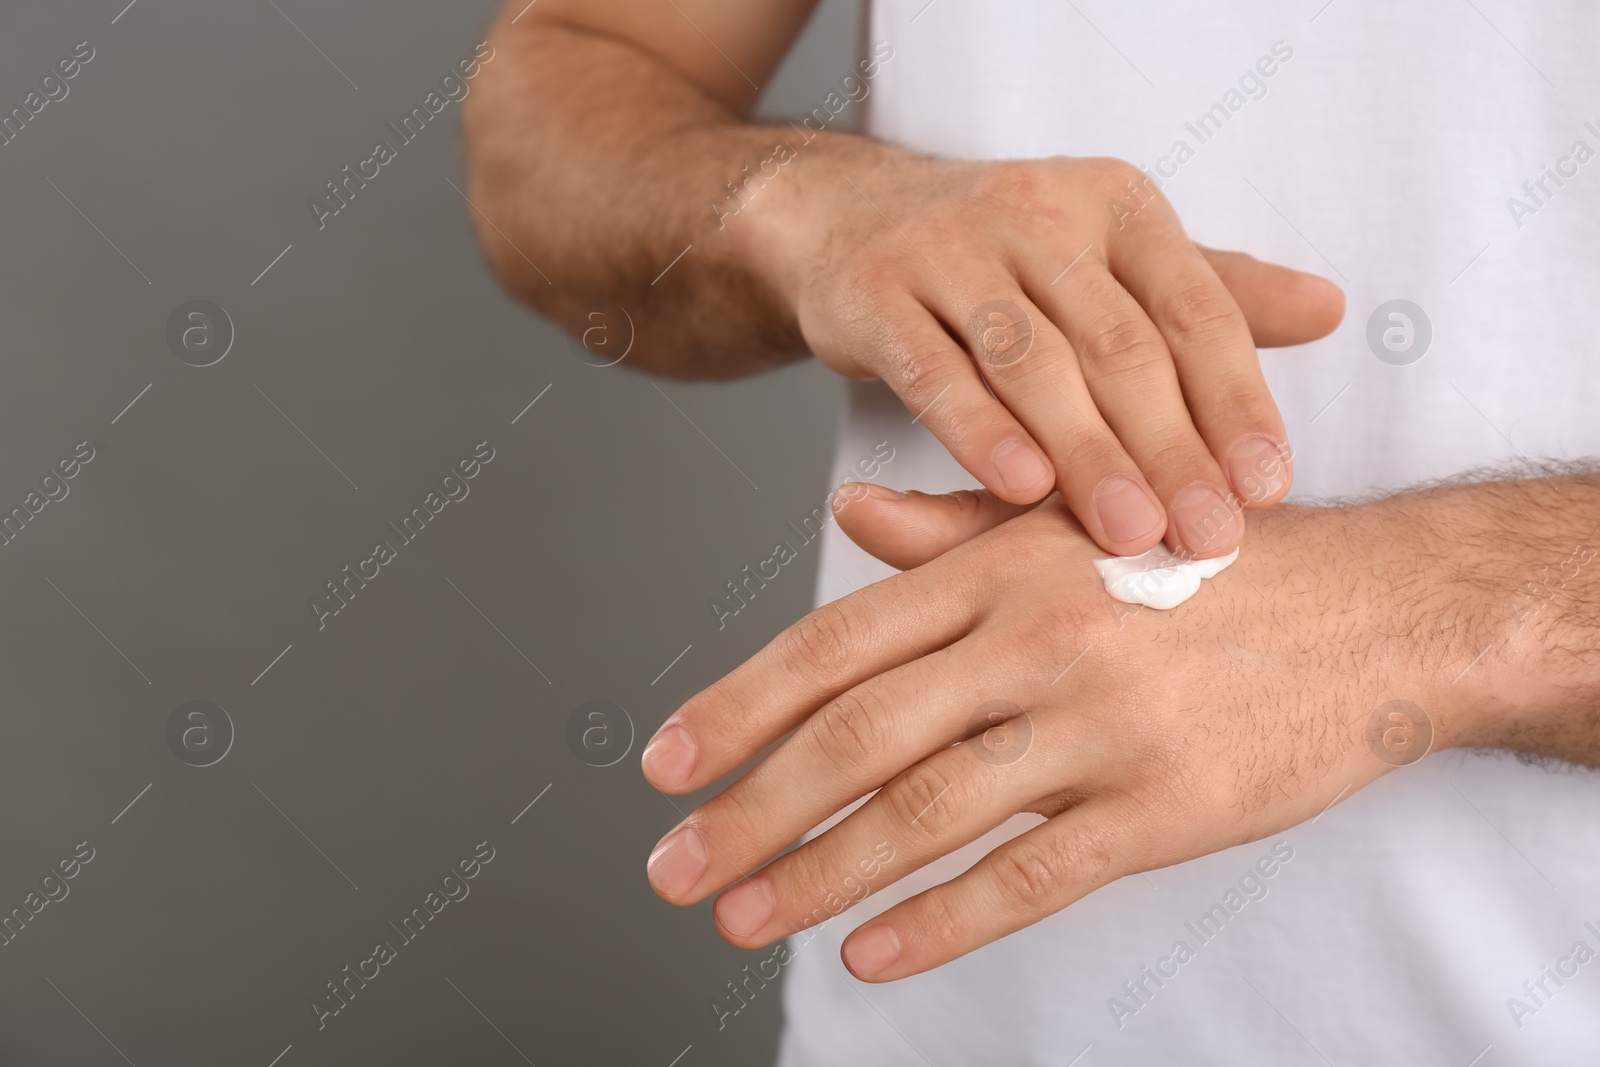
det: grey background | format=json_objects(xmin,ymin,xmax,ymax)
[{"xmin": 0, "ymin": 1, "xmax": 858, "ymax": 1063}]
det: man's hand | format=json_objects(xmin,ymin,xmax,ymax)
[
  {"xmin": 751, "ymin": 154, "xmax": 1343, "ymax": 557},
  {"xmin": 467, "ymin": 0, "xmax": 1343, "ymax": 558},
  {"xmin": 641, "ymin": 477, "xmax": 1599, "ymax": 980}
]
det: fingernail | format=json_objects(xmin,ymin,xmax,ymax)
[
  {"xmin": 1092, "ymin": 475, "xmax": 1163, "ymax": 544},
  {"xmin": 991, "ymin": 439, "xmax": 1051, "ymax": 496},
  {"xmin": 1226, "ymin": 435, "xmax": 1291, "ymax": 505},
  {"xmin": 858, "ymin": 482, "xmax": 906, "ymax": 501},
  {"xmin": 647, "ymin": 826, "xmax": 707, "ymax": 897},
  {"xmin": 641, "ymin": 724, "xmax": 696, "ymax": 791},
  {"xmin": 1169, "ymin": 483, "xmax": 1244, "ymax": 557},
  {"xmin": 842, "ymin": 925, "xmax": 901, "ymax": 979},
  {"xmin": 715, "ymin": 878, "xmax": 775, "ymax": 938}
]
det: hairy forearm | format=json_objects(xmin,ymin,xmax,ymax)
[
  {"xmin": 462, "ymin": 12, "xmax": 906, "ymax": 378},
  {"xmin": 1363, "ymin": 469, "xmax": 1600, "ymax": 763}
]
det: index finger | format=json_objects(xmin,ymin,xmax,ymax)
[
  {"xmin": 1112, "ymin": 221, "xmax": 1294, "ymax": 509},
  {"xmin": 640, "ymin": 561, "xmax": 980, "ymax": 795}
]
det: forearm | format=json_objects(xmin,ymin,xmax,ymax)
[
  {"xmin": 462, "ymin": 9, "xmax": 907, "ymax": 378},
  {"xmin": 1373, "ymin": 470, "xmax": 1600, "ymax": 762}
]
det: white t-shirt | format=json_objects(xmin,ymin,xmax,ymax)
[{"xmin": 783, "ymin": 3, "xmax": 1600, "ymax": 1064}]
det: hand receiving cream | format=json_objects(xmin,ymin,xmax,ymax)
[{"xmin": 1094, "ymin": 545, "xmax": 1239, "ymax": 610}]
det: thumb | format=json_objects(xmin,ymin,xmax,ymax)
[
  {"xmin": 833, "ymin": 484, "xmax": 1035, "ymax": 570},
  {"xmin": 1199, "ymin": 246, "xmax": 1346, "ymax": 348}
]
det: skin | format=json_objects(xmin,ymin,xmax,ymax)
[
  {"xmin": 642, "ymin": 475, "xmax": 1600, "ymax": 980},
  {"xmin": 463, "ymin": 0, "xmax": 1600, "ymax": 985},
  {"xmin": 463, "ymin": 0, "xmax": 1345, "ymax": 558}
]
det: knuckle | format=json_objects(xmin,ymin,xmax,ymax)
[
  {"xmin": 892, "ymin": 343, "xmax": 954, "ymax": 398},
  {"xmin": 826, "ymin": 263, "xmax": 910, "ymax": 342},
  {"xmin": 1049, "ymin": 431, "xmax": 1126, "ymax": 493},
  {"xmin": 844, "ymin": 257, "xmax": 909, "ymax": 305},
  {"xmin": 949, "ymin": 489, "xmax": 988, "ymax": 523},
  {"xmin": 913, "ymin": 889, "xmax": 965, "ymax": 952},
  {"xmin": 892, "ymin": 356, "xmax": 984, "ymax": 450},
  {"xmin": 812, "ymin": 688, "xmax": 888, "ymax": 767},
  {"xmin": 701, "ymin": 788, "xmax": 766, "ymax": 861},
  {"xmin": 989, "ymin": 834, "xmax": 1091, "ymax": 911},
  {"xmin": 783, "ymin": 603, "xmax": 859, "ymax": 679},
  {"xmin": 1143, "ymin": 438, "xmax": 1214, "ymax": 484},
  {"xmin": 990, "ymin": 844, "xmax": 1062, "ymax": 910},
  {"xmin": 1164, "ymin": 283, "xmax": 1243, "ymax": 347},
  {"xmin": 832, "ymin": 273, "xmax": 908, "ymax": 348},
  {"xmin": 1083, "ymin": 311, "xmax": 1165, "ymax": 370},
  {"xmin": 1210, "ymin": 377, "xmax": 1274, "ymax": 423},
  {"xmin": 972, "ymin": 159, "xmax": 1051, "ymax": 209},
  {"xmin": 679, "ymin": 675, "xmax": 758, "ymax": 749},
  {"xmin": 974, "ymin": 322, "xmax": 1051, "ymax": 382},
  {"xmin": 774, "ymin": 848, "xmax": 833, "ymax": 924},
  {"xmin": 1084, "ymin": 156, "xmax": 1152, "ymax": 199},
  {"xmin": 1085, "ymin": 156, "xmax": 1143, "ymax": 184},
  {"xmin": 884, "ymin": 762, "xmax": 962, "ymax": 838}
]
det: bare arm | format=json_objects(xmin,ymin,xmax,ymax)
[
  {"xmin": 640, "ymin": 470, "xmax": 1600, "ymax": 978},
  {"xmin": 1443, "ymin": 472, "xmax": 1600, "ymax": 762},
  {"xmin": 827, "ymin": 468, "xmax": 1600, "ymax": 765},
  {"xmin": 462, "ymin": 0, "xmax": 844, "ymax": 378},
  {"xmin": 463, "ymin": 0, "xmax": 1349, "ymax": 561}
]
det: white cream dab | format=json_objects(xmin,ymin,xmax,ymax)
[{"xmin": 1094, "ymin": 546, "xmax": 1239, "ymax": 610}]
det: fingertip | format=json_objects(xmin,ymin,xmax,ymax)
[
  {"xmin": 832, "ymin": 481, "xmax": 906, "ymax": 512},
  {"xmin": 841, "ymin": 924, "xmax": 902, "ymax": 982},
  {"xmin": 1166, "ymin": 482, "xmax": 1245, "ymax": 560},
  {"xmin": 836, "ymin": 490, "xmax": 959, "ymax": 570},
  {"xmin": 1241, "ymin": 475, "xmax": 1292, "ymax": 510},
  {"xmin": 1298, "ymin": 271, "xmax": 1346, "ymax": 338},
  {"xmin": 1095, "ymin": 528, "xmax": 1166, "ymax": 557},
  {"xmin": 1088, "ymin": 475, "xmax": 1167, "ymax": 554},
  {"xmin": 1224, "ymin": 434, "xmax": 1294, "ymax": 510},
  {"xmin": 1204, "ymin": 246, "xmax": 1346, "ymax": 347},
  {"xmin": 988, "ymin": 438, "xmax": 1053, "ymax": 503},
  {"xmin": 713, "ymin": 878, "xmax": 776, "ymax": 946},
  {"xmin": 833, "ymin": 482, "xmax": 909, "ymax": 555},
  {"xmin": 646, "ymin": 825, "xmax": 708, "ymax": 901},
  {"xmin": 1307, "ymin": 270, "xmax": 1344, "ymax": 299},
  {"xmin": 641, "ymin": 722, "xmax": 697, "ymax": 793}
]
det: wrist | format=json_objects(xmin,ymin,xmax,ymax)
[
  {"xmin": 721, "ymin": 130, "xmax": 925, "ymax": 318},
  {"xmin": 1243, "ymin": 494, "xmax": 1535, "ymax": 756}
]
